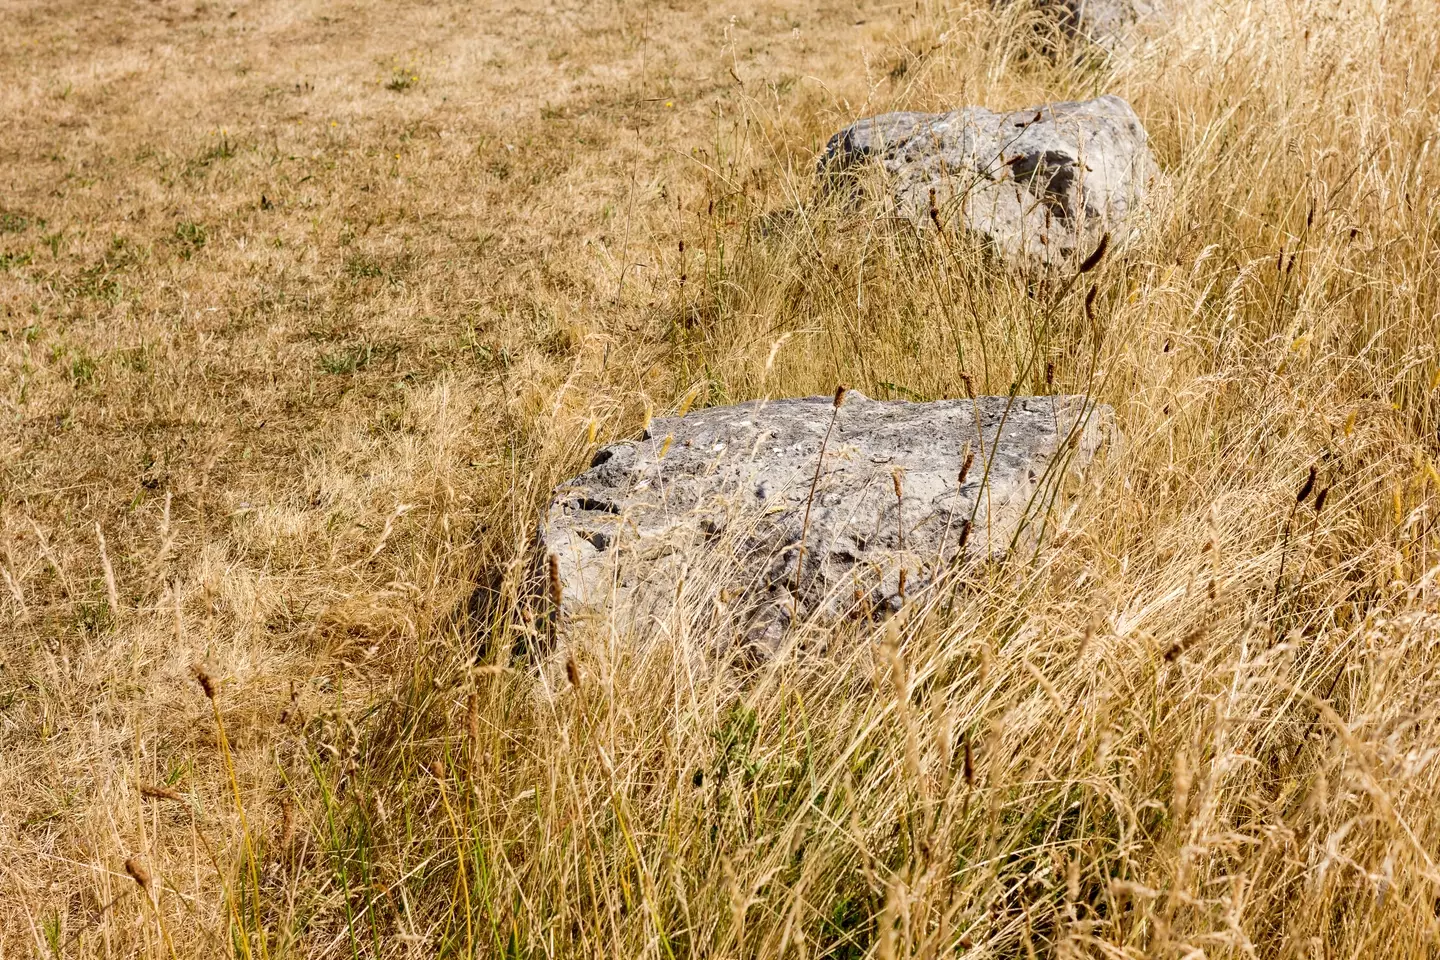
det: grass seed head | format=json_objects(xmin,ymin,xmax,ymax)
[
  {"xmin": 1078, "ymin": 232, "xmax": 1109, "ymax": 274},
  {"xmin": 124, "ymin": 855, "xmax": 152, "ymax": 892},
  {"xmin": 1078, "ymin": 617, "xmax": 1096, "ymax": 658},
  {"xmin": 548, "ymin": 553, "xmax": 563, "ymax": 610},
  {"xmin": 1164, "ymin": 622, "xmax": 1209, "ymax": 661},
  {"xmin": 1172, "ymin": 748, "xmax": 1192, "ymax": 820},
  {"xmin": 1297, "ymin": 465, "xmax": 1318, "ymax": 504},
  {"xmin": 139, "ymin": 784, "xmax": 184, "ymax": 802},
  {"xmin": 190, "ymin": 663, "xmax": 217, "ymax": 701},
  {"xmin": 279, "ymin": 795, "xmax": 296, "ymax": 848}
]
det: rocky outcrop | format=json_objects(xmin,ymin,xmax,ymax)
[
  {"xmin": 542, "ymin": 391, "xmax": 1113, "ymax": 653},
  {"xmin": 821, "ymin": 95, "xmax": 1157, "ymax": 268}
]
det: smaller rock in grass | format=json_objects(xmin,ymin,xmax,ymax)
[
  {"xmin": 999, "ymin": 0, "xmax": 1170, "ymax": 50},
  {"xmin": 821, "ymin": 95, "xmax": 1157, "ymax": 269}
]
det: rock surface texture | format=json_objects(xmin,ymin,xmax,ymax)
[
  {"xmin": 542, "ymin": 392, "xmax": 1112, "ymax": 652},
  {"xmin": 822, "ymin": 95, "xmax": 1157, "ymax": 268},
  {"xmin": 1004, "ymin": 0, "xmax": 1169, "ymax": 48}
]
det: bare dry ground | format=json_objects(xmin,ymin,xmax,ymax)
[{"xmin": 3, "ymin": 0, "xmax": 1440, "ymax": 956}]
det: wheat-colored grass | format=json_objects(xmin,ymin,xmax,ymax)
[{"xmin": 3, "ymin": 0, "xmax": 1440, "ymax": 955}]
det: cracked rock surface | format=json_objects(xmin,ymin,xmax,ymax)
[
  {"xmin": 541, "ymin": 392, "xmax": 1113, "ymax": 653},
  {"xmin": 821, "ymin": 95, "xmax": 1157, "ymax": 268}
]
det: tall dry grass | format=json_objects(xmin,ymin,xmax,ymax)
[{"xmin": 2, "ymin": 0, "xmax": 1440, "ymax": 955}]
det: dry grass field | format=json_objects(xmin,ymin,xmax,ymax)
[{"xmin": 3, "ymin": 0, "xmax": 1440, "ymax": 955}]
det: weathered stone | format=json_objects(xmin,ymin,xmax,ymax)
[
  {"xmin": 1003, "ymin": 0, "xmax": 1169, "ymax": 49},
  {"xmin": 542, "ymin": 392, "xmax": 1112, "ymax": 652},
  {"xmin": 821, "ymin": 95, "xmax": 1157, "ymax": 268}
]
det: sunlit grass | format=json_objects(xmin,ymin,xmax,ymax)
[{"xmin": 3, "ymin": 0, "xmax": 1440, "ymax": 956}]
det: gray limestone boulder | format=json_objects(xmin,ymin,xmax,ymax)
[
  {"xmin": 821, "ymin": 95, "xmax": 1157, "ymax": 268},
  {"xmin": 541, "ymin": 392, "xmax": 1113, "ymax": 653}
]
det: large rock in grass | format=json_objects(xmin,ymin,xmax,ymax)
[
  {"xmin": 821, "ymin": 95, "xmax": 1157, "ymax": 269},
  {"xmin": 542, "ymin": 392, "xmax": 1113, "ymax": 653}
]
